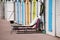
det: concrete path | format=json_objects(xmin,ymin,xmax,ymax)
[{"xmin": 0, "ymin": 19, "xmax": 60, "ymax": 40}]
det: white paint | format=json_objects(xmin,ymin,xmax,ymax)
[
  {"xmin": 15, "ymin": 2, "xmax": 18, "ymax": 23},
  {"xmin": 56, "ymin": 0, "xmax": 60, "ymax": 37},
  {"xmin": 4, "ymin": 1, "xmax": 14, "ymax": 21},
  {"xmin": 38, "ymin": 0, "xmax": 41, "ymax": 17}
]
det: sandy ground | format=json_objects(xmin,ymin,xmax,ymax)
[{"xmin": 0, "ymin": 19, "xmax": 60, "ymax": 40}]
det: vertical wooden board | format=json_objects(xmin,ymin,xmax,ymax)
[
  {"xmin": 15, "ymin": 0, "xmax": 17, "ymax": 23},
  {"xmin": 32, "ymin": 0, "xmax": 37, "ymax": 21},
  {"xmin": 27, "ymin": 0, "xmax": 30, "ymax": 25},
  {"xmin": 19, "ymin": 0, "xmax": 22, "ymax": 24},
  {"xmin": 46, "ymin": 0, "xmax": 56, "ymax": 36},
  {"xmin": 36, "ymin": 0, "xmax": 38, "ymax": 17},
  {"xmin": 15, "ymin": 1, "xmax": 19, "ymax": 24},
  {"xmin": 25, "ymin": 0, "xmax": 27, "ymax": 25},
  {"xmin": 48, "ymin": 0, "xmax": 52, "ymax": 32},
  {"xmin": 46, "ymin": 0, "xmax": 55, "ymax": 36},
  {"xmin": 4, "ymin": 0, "xmax": 7, "ymax": 20},
  {"xmin": 25, "ymin": 0, "xmax": 30, "ymax": 25},
  {"xmin": 29, "ymin": 0, "xmax": 32, "ymax": 23},
  {"xmin": 0, "ymin": 2, "xmax": 4, "ymax": 19},
  {"xmin": 56, "ymin": 0, "xmax": 60, "ymax": 37},
  {"xmin": 38, "ymin": 0, "xmax": 40, "ymax": 17},
  {"xmin": 20, "ymin": 0, "xmax": 22, "ymax": 24},
  {"xmin": 36, "ymin": 0, "xmax": 40, "ymax": 17},
  {"xmin": 4, "ymin": 2, "xmax": 7, "ymax": 20},
  {"xmin": 15, "ymin": 2, "xmax": 17, "ymax": 23},
  {"xmin": 15, "ymin": 0, "xmax": 21, "ymax": 24},
  {"xmin": 5, "ymin": 1, "xmax": 14, "ymax": 21},
  {"xmin": 22, "ymin": 0, "xmax": 25, "ymax": 25}
]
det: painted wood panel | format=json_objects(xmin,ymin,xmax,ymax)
[
  {"xmin": 56, "ymin": 0, "xmax": 60, "ymax": 37},
  {"xmin": 5, "ymin": 1, "xmax": 14, "ymax": 21},
  {"xmin": 32, "ymin": 0, "xmax": 37, "ymax": 21},
  {"xmin": 38, "ymin": 0, "xmax": 41, "ymax": 17},
  {"xmin": 22, "ymin": 0, "xmax": 25, "ymax": 25},
  {"xmin": 15, "ymin": 0, "xmax": 22, "ymax": 24},
  {"xmin": 25, "ymin": 0, "xmax": 30, "ymax": 25},
  {"xmin": 29, "ymin": 0, "xmax": 32, "ymax": 23},
  {"xmin": 46, "ymin": 0, "xmax": 55, "ymax": 36},
  {"xmin": 20, "ymin": 0, "xmax": 22, "ymax": 24},
  {"xmin": 36, "ymin": 0, "xmax": 38, "ymax": 17}
]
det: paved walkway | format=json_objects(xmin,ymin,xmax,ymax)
[{"xmin": 0, "ymin": 19, "xmax": 60, "ymax": 40}]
